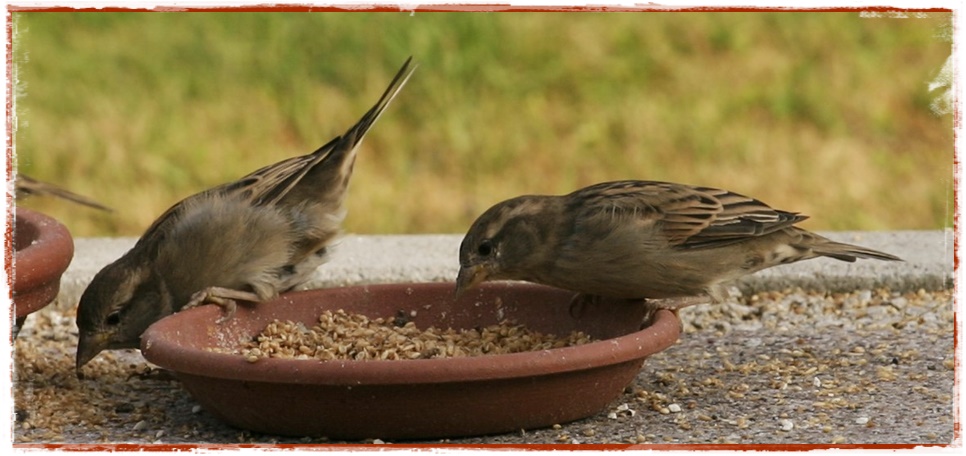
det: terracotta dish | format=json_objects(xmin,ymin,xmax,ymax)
[
  {"xmin": 141, "ymin": 282, "xmax": 680, "ymax": 440},
  {"xmin": 12, "ymin": 208, "xmax": 74, "ymax": 338}
]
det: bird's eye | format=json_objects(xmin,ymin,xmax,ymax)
[
  {"xmin": 106, "ymin": 312, "xmax": 121, "ymax": 326},
  {"xmin": 477, "ymin": 240, "xmax": 493, "ymax": 257}
]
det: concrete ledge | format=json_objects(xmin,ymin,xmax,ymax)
[
  {"xmin": 57, "ymin": 230, "xmax": 953, "ymax": 308},
  {"xmin": 58, "ymin": 230, "xmax": 954, "ymax": 306},
  {"xmin": 729, "ymin": 230, "xmax": 954, "ymax": 294}
]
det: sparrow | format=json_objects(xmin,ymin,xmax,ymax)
[
  {"xmin": 15, "ymin": 174, "xmax": 112, "ymax": 211},
  {"xmin": 76, "ymin": 57, "xmax": 415, "ymax": 372},
  {"xmin": 456, "ymin": 180, "xmax": 901, "ymax": 319}
]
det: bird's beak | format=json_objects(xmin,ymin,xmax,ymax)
[
  {"xmin": 75, "ymin": 331, "xmax": 110, "ymax": 376},
  {"xmin": 455, "ymin": 264, "xmax": 489, "ymax": 299}
]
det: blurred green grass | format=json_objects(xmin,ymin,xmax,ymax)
[{"xmin": 11, "ymin": 12, "xmax": 953, "ymax": 237}]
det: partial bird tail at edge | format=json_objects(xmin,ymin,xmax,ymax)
[{"xmin": 16, "ymin": 174, "xmax": 113, "ymax": 212}]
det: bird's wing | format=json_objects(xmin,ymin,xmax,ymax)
[
  {"xmin": 136, "ymin": 57, "xmax": 416, "ymax": 249},
  {"xmin": 571, "ymin": 180, "xmax": 806, "ymax": 250}
]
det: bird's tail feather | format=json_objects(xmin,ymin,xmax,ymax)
[
  {"xmin": 811, "ymin": 239, "xmax": 902, "ymax": 262},
  {"xmin": 16, "ymin": 174, "xmax": 113, "ymax": 212},
  {"xmin": 311, "ymin": 56, "xmax": 416, "ymax": 169},
  {"xmin": 339, "ymin": 56, "xmax": 417, "ymax": 150},
  {"xmin": 269, "ymin": 57, "xmax": 416, "ymax": 206}
]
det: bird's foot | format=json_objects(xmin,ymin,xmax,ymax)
[
  {"xmin": 126, "ymin": 365, "xmax": 177, "ymax": 382},
  {"xmin": 641, "ymin": 295, "xmax": 712, "ymax": 330},
  {"xmin": 568, "ymin": 293, "xmax": 603, "ymax": 319},
  {"xmin": 185, "ymin": 287, "xmax": 261, "ymax": 323}
]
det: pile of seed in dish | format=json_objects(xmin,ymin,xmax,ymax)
[{"xmin": 240, "ymin": 309, "xmax": 595, "ymax": 362}]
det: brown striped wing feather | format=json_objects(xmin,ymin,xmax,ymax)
[{"xmin": 570, "ymin": 180, "xmax": 808, "ymax": 250}]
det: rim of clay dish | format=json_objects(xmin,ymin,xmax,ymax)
[
  {"xmin": 141, "ymin": 283, "xmax": 681, "ymax": 386},
  {"xmin": 13, "ymin": 208, "xmax": 75, "ymax": 316}
]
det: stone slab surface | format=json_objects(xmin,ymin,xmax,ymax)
[{"xmin": 58, "ymin": 230, "xmax": 954, "ymax": 309}]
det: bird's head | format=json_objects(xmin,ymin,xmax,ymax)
[
  {"xmin": 456, "ymin": 195, "xmax": 557, "ymax": 298},
  {"xmin": 75, "ymin": 256, "xmax": 172, "ymax": 374}
]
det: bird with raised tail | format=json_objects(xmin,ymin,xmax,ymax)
[
  {"xmin": 456, "ymin": 180, "xmax": 901, "ymax": 319},
  {"xmin": 76, "ymin": 57, "xmax": 416, "ymax": 373}
]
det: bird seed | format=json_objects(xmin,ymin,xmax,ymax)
[{"xmin": 240, "ymin": 309, "xmax": 594, "ymax": 362}]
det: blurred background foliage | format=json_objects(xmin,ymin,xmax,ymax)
[{"xmin": 10, "ymin": 12, "xmax": 954, "ymax": 237}]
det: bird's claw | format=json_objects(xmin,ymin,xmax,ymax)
[
  {"xmin": 126, "ymin": 365, "xmax": 177, "ymax": 382},
  {"xmin": 568, "ymin": 294, "xmax": 602, "ymax": 319},
  {"xmin": 206, "ymin": 296, "xmax": 238, "ymax": 324},
  {"xmin": 641, "ymin": 295, "xmax": 711, "ymax": 330},
  {"xmin": 185, "ymin": 287, "xmax": 260, "ymax": 323}
]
